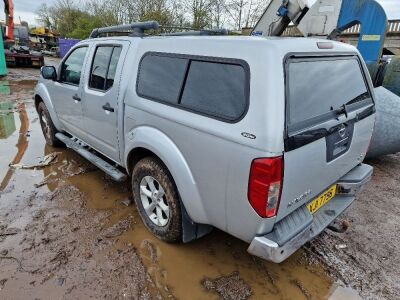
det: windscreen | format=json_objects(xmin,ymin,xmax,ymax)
[{"xmin": 287, "ymin": 57, "xmax": 371, "ymax": 130}]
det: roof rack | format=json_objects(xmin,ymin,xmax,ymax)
[
  {"xmin": 89, "ymin": 21, "xmax": 229, "ymax": 38},
  {"xmin": 89, "ymin": 21, "xmax": 160, "ymax": 38}
]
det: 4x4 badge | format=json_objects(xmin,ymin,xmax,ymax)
[{"xmin": 241, "ymin": 132, "xmax": 256, "ymax": 140}]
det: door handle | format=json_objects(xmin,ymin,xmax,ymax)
[
  {"xmin": 102, "ymin": 103, "xmax": 115, "ymax": 113},
  {"xmin": 72, "ymin": 94, "xmax": 81, "ymax": 102}
]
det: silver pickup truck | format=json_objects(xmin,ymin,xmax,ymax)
[{"xmin": 34, "ymin": 22, "xmax": 375, "ymax": 263}]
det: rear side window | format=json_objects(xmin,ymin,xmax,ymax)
[
  {"xmin": 287, "ymin": 57, "xmax": 371, "ymax": 131},
  {"xmin": 89, "ymin": 45, "xmax": 122, "ymax": 91},
  {"xmin": 137, "ymin": 53, "xmax": 249, "ymax": 122}
]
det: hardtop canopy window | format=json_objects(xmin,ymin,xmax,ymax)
[
  {"xmin": 287, "ymin": 56, "xmax": 372, "ymax": 133},
  {"xmin": 137, "ymin": 54, "xmax": 188, "ymax": 104},
  {"xmin": 137, "ymin": 52, "xmax": 249, "ymax": 122}
]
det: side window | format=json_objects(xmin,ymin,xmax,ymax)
[
  {"xmin": 137, "ymin": 55, "xmax": 189, "ymax": 104},
  {"xmin": 89, "ymin": 46, "xmax": 122, "ymax": 91},
  {"xmin": 136, "ymin": 53, "xmax": 248, "ymax": 122},
  {"xmin": 106, "ymin": 47, "xmax": 122, "ymax": 90},
  {"xmin": 180, "ymin": 61, "xmax": 247, "ymax": 121},
  {"xmin": 60, "ymin": 47, "xmax": 88, "ymax": 85}
]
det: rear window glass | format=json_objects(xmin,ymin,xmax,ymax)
[
  {"xmin": 287, "ymin": 58, "xmax": 370, "ymax": 127},
  {"xmin": 137, "ymin": 55, "xmax": 188, "ymax": 104},
  {"xmin": 180, "ymin": 61, "xmax": 247, "ymax": 121}
]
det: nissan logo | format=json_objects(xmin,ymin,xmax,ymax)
[{"xmin": 338, "ymin": 125, "xmax": 347, "ymax": 138}]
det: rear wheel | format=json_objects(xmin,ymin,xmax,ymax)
[
  {"xmin": 38, "ymin": 102, "xmax": 62, "ymax": 147},
  {"xmin": 132, "ymin": 157, "xmax": 182, "ymax": 242}
]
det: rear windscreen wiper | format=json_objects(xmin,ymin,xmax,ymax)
[
  {"xmin": 331, "ymin": 92, "xmax": 371, "ymax": 119},
  {"xmin": 331, "ymin": 104, "xmax": 348, "ymax": 119},
  {"xmin": 345, "ymin": 92, "xmax": 371, "ymax": 106}
]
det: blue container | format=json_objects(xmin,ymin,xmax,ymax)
[{"xmin": 58, "ymin": 38, "xmax": 81, "ymax": 58}]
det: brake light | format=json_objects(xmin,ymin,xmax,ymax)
[
  {"xmin": 248, "ymin": 157, "xmax": 284, "ymax": 218},
  {"xmin": 317, "ymin": 42, "xmax": 334, "ymax": 49}
]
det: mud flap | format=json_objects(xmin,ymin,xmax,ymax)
[{"xmin": 181, "ymin": 200, "xmax": 213, "ymax": 243}]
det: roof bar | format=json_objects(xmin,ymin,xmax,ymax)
[
  {"xmin": 89, "ymin": 21, "xmax": 228, "ymax": 38},
  {"xmin": 89, "ymin": 21, "xmax": 160, "ymax": 38}
]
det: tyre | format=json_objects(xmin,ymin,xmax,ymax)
[
  {"xmin": 132, "ymin": 157, "xmax": 182, "ymax": 242},
  {"xmin": 37, "ymin": 102, "xmax": 63, "ymax": 147}
]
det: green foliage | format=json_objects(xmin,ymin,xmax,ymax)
[
  {"xmin": 68, "ymin": 14, "xmax": 105, "ymax": 39},
  {"xmin": 140, "ymin": 10, "xmax": 174, "ymax": 26}
]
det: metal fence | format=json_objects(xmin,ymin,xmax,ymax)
[
  {"xmin": 343, "ymin": 19, "xmax": 400, "ymax": 35},
  {"xmin": 281, "ymin": 19, "xmax": 400, "ymax": 37}
]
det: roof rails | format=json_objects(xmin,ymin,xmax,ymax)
[
  {"xmin": 160, "ymin": 28, "xmax": 229, "ymax": 36},
  {"xmin": 89, "ymin": 21, "xmax": 160, "ymax": 38},
  {"xmin": 89, "ymin": 21, "xmax": 229, "ymax": 38}
]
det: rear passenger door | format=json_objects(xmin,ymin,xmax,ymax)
[{"xmin": 82, "ymin": 41, "xmax": 128, "ymax": 162}]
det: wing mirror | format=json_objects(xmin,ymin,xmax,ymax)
[{"xmin": 40, "ymin": 66, "xmax": 57, "ymax": 81}]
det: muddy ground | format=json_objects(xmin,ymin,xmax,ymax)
[{"xmin": 0, "ymin": 63, "xmax": 399, "ymax": 300}]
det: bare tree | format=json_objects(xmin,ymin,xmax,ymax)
[
  {"xmin": 35, "ymin": 3, "xmax": 58, "ymax": 29},
  {"xmin": 224, "ymin": 0, "xmax": 267, "ymax": 30},
  {"xmin": 182, "ymin": 0, "xmax": 213, "ymax": 29},
  {"xmin": 211, "ymin": 0, "xmax": 227, "ymax": 28}
]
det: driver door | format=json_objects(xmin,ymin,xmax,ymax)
[{"xmin": 50, "ymin": 45, "xmax": 89, "ymax": 138}]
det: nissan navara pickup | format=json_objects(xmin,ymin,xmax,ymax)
[{"xmin": 34, "ymin": 23, "xmax": 375, "ymax": 263}]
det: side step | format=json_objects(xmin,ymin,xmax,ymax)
[{"xmin": 56, "ymin": 133, "xmax": 127, "ymax": 182}]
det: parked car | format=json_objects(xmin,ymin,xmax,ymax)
[
  {"xmin": 41, "ymin": 47, "xmax": 59, "ymax": 57},
  {"xmin": 34, "ymin": 24, "xmax": 375, "ymax": 263}
]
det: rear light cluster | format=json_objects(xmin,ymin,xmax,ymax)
[{"xmin": 248, "ymin": 157, "xmax": 284, "ymax": 218}]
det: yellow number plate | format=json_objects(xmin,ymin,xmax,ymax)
[{"xmin": 307, "ymin": 185, "xmax": 337, "ymax": 214}]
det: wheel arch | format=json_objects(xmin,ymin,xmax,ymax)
[
  {"xmin": 124, "ymin": 126, "xmax": 209, "ymax": 225},
  {"xmin": 34, "ymin": 83, "xmax": 63, "ymax": 131}
]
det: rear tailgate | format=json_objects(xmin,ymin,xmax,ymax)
[{"xmin": 277, "ymin": 54, "xmax": 375, "ymax": 221}]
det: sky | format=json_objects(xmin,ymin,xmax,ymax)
[{"xmin": 0, "ymin": 0, "xmax": 399, "ymax": 26}]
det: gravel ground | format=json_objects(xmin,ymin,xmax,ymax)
[{"xmin": 305, "ymin": 154, "xmax": 400, "ymax": 300}]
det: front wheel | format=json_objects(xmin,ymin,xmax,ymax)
[
  {"xmin": 132, "ymin": 157, "xmax": 182, "ymax": 242},
  {"xmin": 37, "ymin": 102, "xmax": 62, "ymax": 147}
]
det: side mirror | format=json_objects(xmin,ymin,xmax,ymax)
[{"xmin": 41, "ymin": 66, "xmax": 57, "ymax": 81}]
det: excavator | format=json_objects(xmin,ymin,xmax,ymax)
[
  {"xmin": 251, "ymin": 0, "xmax": 400, "ymax": 158},
  {"xmin": 0, "ymin": 0, "xmax": 44, "ymax": 75}
]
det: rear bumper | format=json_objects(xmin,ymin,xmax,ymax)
[{"xmin": 247, "ymin": 163, "xmax": 373, "ymax": 263}]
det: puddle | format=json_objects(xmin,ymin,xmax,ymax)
[{"xmin": 0, "ymin": 73, "xmax": 361, "ymax": 299}]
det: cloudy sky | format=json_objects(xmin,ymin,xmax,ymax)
[{"xmin": 1, "ymin": 0, "xmax": 399, "ymax": 26}]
